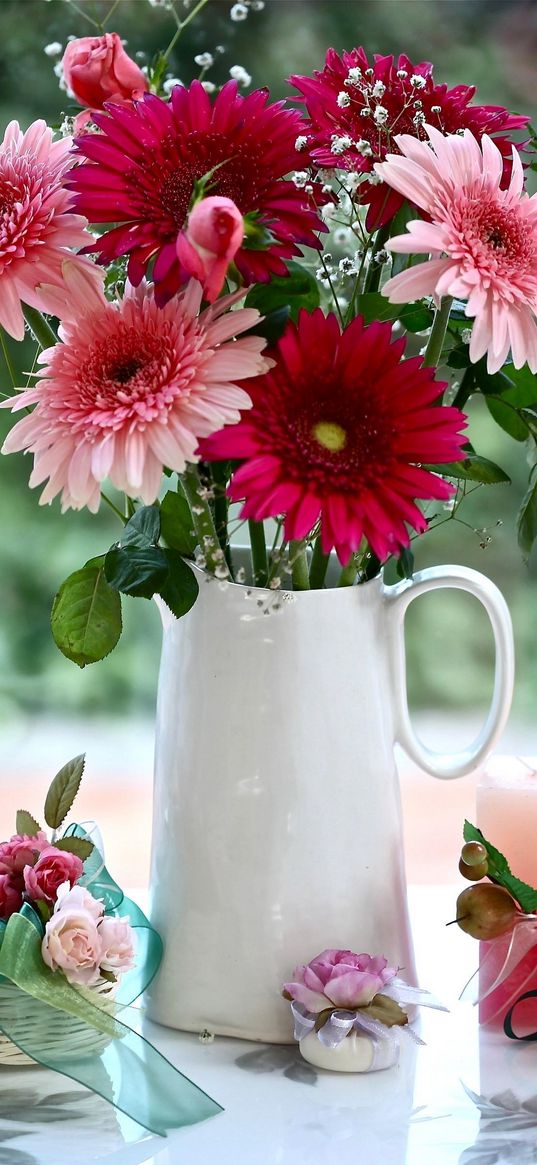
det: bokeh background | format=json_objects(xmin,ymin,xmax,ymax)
[{"xmin": 1, "ymin": 0, "xmax": 536, "ymax": 885}]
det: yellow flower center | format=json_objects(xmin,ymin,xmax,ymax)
[{"xmin": 311, "ymin": 420, "xmax": 347, "ymax": 453}]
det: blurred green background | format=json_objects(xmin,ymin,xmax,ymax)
[{"xmin": 1, "ymin": 0, "xmax": 536, "ymax": 731}]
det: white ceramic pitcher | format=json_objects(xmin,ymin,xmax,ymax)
[{"xmin": 146, "ymin": 564, "xmax": 514, "ymax": 1042}]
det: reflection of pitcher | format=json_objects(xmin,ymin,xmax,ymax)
[{"xmin": 147, "ymin": 564, "xmax": 513, "ymax": 1042}]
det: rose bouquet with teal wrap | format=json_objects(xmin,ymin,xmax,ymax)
[{"xmin": 0, "ymin": 756, "xmax": 221, "ymax": 1135}]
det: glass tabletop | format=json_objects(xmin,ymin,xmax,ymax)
[{"xmin": 1, "ymin": 887, "xmax": 535, "ymax": 1165}]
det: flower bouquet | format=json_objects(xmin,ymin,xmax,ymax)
[
  {"xmin": 0, "ymin": 0, "xmax": 536, "ymax": 662},
  {"xmin": 0, "ymin": 754, "xmax": 221, "ymax": 1134}
]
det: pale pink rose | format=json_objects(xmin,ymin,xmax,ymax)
[
  {"xmin": 0, "ymin": 873, "xmax": 23, "ymax": 920},
  {"xmin": 177, "ymin": 196, "xmax": 245, "ymax": 302},
  {"xmin": 54, "ymin": 881, "xmax": 104, "ymax": 922},
  {"xmin": 24, "ymin": 846, "xmax": 84, "ymax": 905},
  {"xmin": 0, "ymin": 832, "xmax": 49, "ymax": 876},
  {"xmin": 98, "ymin": 916, "xmax": 136, "ymax": 975},
  {"xmin": 42, "ymin": 907, "xmax": 102, "ymax": 987},
  {"xmin": 62, "ymin": 33, "xmax": 148, "ymax": 111},
  {"xmin": 283, "ymin": 949, "xmax": 397, "ymax": 1014}
]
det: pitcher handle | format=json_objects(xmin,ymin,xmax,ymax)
[{"xmin": 385, "ymin": 564, "xmax": 515, "ymax": 780}]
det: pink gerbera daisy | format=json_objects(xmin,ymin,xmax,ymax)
[
  {"xmin": 0, "ymin": 119, "xmax": 101, "ymax": 339},
  {"xmin": 199, "ymin": 309, "xmax": 467, "ymax": 565},
  {"xmin": 378, "ymin": 126, "xmax": 537, "ymax": 374},
  {"xmin": 290, "ymin": 49, "xmax": 528, "ymax": 231},
  {"xmin": 1, "ymin": 268, "xmax": 271, "ymax": 512},
  {"xmin": 68, "ymin": 81, "xmax": 327, "ymax": 304}
]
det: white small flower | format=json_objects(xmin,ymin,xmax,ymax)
[
  {"xmin": 333, "ymin": 227, "xmax": 351, "ymax": 247},
  {"xmin": 194, "ymin": 52, "xmax": 214, "ymax": 68},
  {"xmin": 230, "ymin": 2, "xmax": 248, "ymax": 19},
  {"xmin": 344, "ymin": 173, "xmax": 362, "ymax": 193},
  {"xmin": 250, "ymin": 0, "xmax": 265, "ymax": 9},
  {"xmin": 337, "ymin": 91, "xmax": 351, "ymax": 109},
  {"xmin": 292, "ymin": 170, "xmax": 309, "ymax": 188},
  {"xmin": 44, "ymin": 41, "xmax": 62, "ymax": 57},
  {"xmin": 229, "ymin": 64, "xmax": 252, "ymax": 87},
  {"xmin": 321, "ymin": 203, "xmax": 337, "ymax": 223},
  {"xmin": 431, "ymin": 104, "xmax": 442, "ymax": 114},
  {"xmin": 355, "ymin": 139, "xmax": 372, "ymax": 157},
  {"xmin": 410, "ymin": 74, "xmax": 426, "ymax": 89},
  {"xmin": 339, "ymin": 256, "xmax": 355, "ymax": 275},
  {"xmin": 461, "ymin": 328, "xmax": 472, "ymax": 344},
  {"xmin": 413, "ymin": 111, "xmax": 426, "ymax": 128},
  {"xmin": 295, "ymin": 135, "xmax": 308, "ymax": 152},
  {"xmin": 201, "ymin": 80, "xmax": 217, "ymax": 94},
  {"xmin": 373, "ymin": 105, "xmax": 388, "ymax": 126},
  {"xmin": 162, "ymin": 77, "xmax": 183, "ymax": 95},
  {"xmin": 396, "ymin": 68, "xmax": 408, "ymax": 79},
  {"xmin": 330, "ymin": 134, "xmax": 352, "ymax": 156},
  {"xmin": 371, "ymin": 80, "xmax": 386, "ymax": 99},
  {"xmin": 345, "ymin": 67, "xmax": 362, "ymax": 86},
  {"xmin": 365, "ymin": 172, "xmax": 382, "ymax": 185},
  {"xmin": 216, "ymin": 45, "xmax": 225, "ymax": 53},
  {"xmin": 59, "ymin": 115, "xmax": 75, "ymax": 137}
]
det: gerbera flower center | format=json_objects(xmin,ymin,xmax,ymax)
[
  {"xmin": 456, "ymin": 198, "xmax": 535, "ymax": 276},
  {"xmin": 312, "ymin": 420, "xmax": 348, "ymax": 452}
]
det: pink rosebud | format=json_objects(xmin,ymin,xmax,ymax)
[
  {"xmin": 283, "ymin": 949, "xmax": 398, "ymax": 1013},
  {"xmin": 0, "ymin": 873, "xmax": 23, "ymax": 920},
  {"xmin": 177, "ymin": 196, "xmax": 245, "ymax": 303},
  {"xmin": 62, "ymin": 33, "xmax": 149, "ymax": 111},
  {"xmin": 98, "ymin": 916, "xmax": 136, "ymax": 976},
  {"xmin": 42, "ymin": 907, "xmax": 103, "ymax": 987},
  {"xmin": 54, "ymin": 882, "xmax": 104, "ymax": 922},
  {"xmin": 24, "ymin": 846, "xmax": 84, "ymax": 906},
  {"xmin": 0, "ymin": 832, "xmax": 50, "ymax": 876}
]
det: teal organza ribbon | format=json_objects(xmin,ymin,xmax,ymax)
[{"xmin": 0, "ymin": 829, "xmax": 222, "ymax": 1136}]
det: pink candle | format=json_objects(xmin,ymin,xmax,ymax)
[
  {"xmin": 477, "ymin": 756, "xmax": 537, "ymax": 1033},
  {"xmin": 477, "ymin": 756, "xmax": 537, "ymax": 886}
]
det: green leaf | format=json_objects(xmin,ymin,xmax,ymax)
[
  {"xmin": 248, "ymin": 305, "xmax": 291, "ymax": 345},
  {"xmin": 157, "ymin": 550, "xmax": 199, "ymax": 618},
  {"xmin": 104, "ymin": 545, "xmax": 169, "ymax": 598},
  {"xmin": 463, "ymin": 821, "xmax": 537, "ymax": 913},
  {"xmin": 355, "ymin": 292, "xmax": 399, "ymax": 325},
  {"xmin": 397, "ymin": 302, "xmax": 434, "ymax": 333},
  {"xmin": 54, "ymin": 836, "xmax": 94, "ymax": 861},
  {"xmin": 486, "ymin": 396, "xmax": 530, "ymax": 441},
  {"xmin": 245, "ymin": 260, "xmax": 320, "ymax": 322},
  {"xmin": 44, "ymin": 754, "xmax": 85, "ymax": 831},
  {"xmin": 119, "ymin": 506, "xmax": 161, "ymax": 549},
  {"xmin": 447, "ymin": 344, "xmax": 471, "ymax": 370},
  {"xmin": 517, "ymin": 478, "xmax": 537, "ymax": 560},
  {"xmin": 429, "ymin": 456, "xmax": 511, "ymax": 485},
  {"xmin": 51, "ymin": 562, "xmax": 122, "ymax": 667},
  {"xmin": 15, "ymin": 810, "xmax": 41, "ymax": 838},
  {"xmin": 497, "ymin": 365, "xmax": 537, "ymax": 409},
  {"xmin": 395, "ymin": 547, "xmax": 414, "ymax": 580},
  {"xmin": 160, "ymin": 491, "xmax": 197, "ymax": 555}
]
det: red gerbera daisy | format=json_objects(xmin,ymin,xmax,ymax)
[
  {"xmin": 68, "ymin": 81, "xmax": 326, "ymax": 304},
  {"xmin": 290, "ymin": 49, "xmax": 529, "ymax": 231},
  {"xmin": 199, "ymin": 310, "xmax": 467, "ymax": 565}
]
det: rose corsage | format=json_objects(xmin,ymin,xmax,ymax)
[
  {"xmin": 0, "ymin": 755, "xmax": 221, "ymax": 1135},
  {"xmin": 283, "ymin": 948, "xmax": 446, "ymax": 1072}
]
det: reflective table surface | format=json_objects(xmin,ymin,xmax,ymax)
[{"xmin": 2, "ymin": 887, "xmax": 536, "ymax": 1165}]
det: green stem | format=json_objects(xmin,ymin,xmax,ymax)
[
  {"xmin": 181, "ymin": 463, "xmax": 223, "ymax": 575},
  {"xmin": 66, "ymin": 0, "xmax": 103, "ymax": 30},
  {"xmin": 102, "ymin": 0, "xmax": 121, "ymax": 25},
  {"xmin": 101, "ymin": 492, "xmax": 126, "ymax": 523},
  {"xmin": 211, "ymin": 464, "xmax": 233, "ymax": 577},
  {"xmin": 23, "ymin": 306, "xmax": 57, "ymax": 351},
  {"xmin": 338, "ymin": 558, "xmax": 358, "ymax": 587},
  {"xmin": 290, "ymin": 540, "xmax": 310, "ymax": 591},
  {"xmin": 452, "ymin": 366, "xmax": 475, "ymax": 411},
  {"xmin": 363, "ymin": 223, "xmax": 391, "ymax": 295},
  {"xmin": 308, "ymin": 536, "xmax": 329, "ymax": 589},
  {"xmin": 162, "ymin": 0, "xmax": 211, "ymax": 60},
  {"xmin": 0, "ymin": 330, "xmax": 16, "ymax": 388},
  {"xmin": 248, "ymin": 520, "xmax": 268, "ymax": 587},
  {"xmin": 423, "ymin": 296, "xmax": 453, "ymax": 369}
]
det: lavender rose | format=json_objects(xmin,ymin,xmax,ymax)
[
  {"xmin": 24, "ymin": 846, "xmax": 84, "ymax": 905},
  {"xmin": 283, "ymin": 948, "xmax": 398, "ymax": 1013}
]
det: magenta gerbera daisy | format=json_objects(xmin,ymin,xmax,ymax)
[
  {"xmin": 0, "ymin": 119, "xmax": 101, "ymax": 340},
  {"xmin": 1, "ymin": 269, "xmax": 271, "ymax": 512},
  {"xmin": 290, "ymin": 49, "xmax": 528, "ymax": 231},
  {"xmin": 68, "ymin": 81, "xmax": 327, "ymax": 304},
  {"xmin": 199, "ymin": 309, "xmax": 467, "ymax": 565},
  {"xmin": 378, "ymin": 127, "xmax": 537, "ymax": 374}
]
